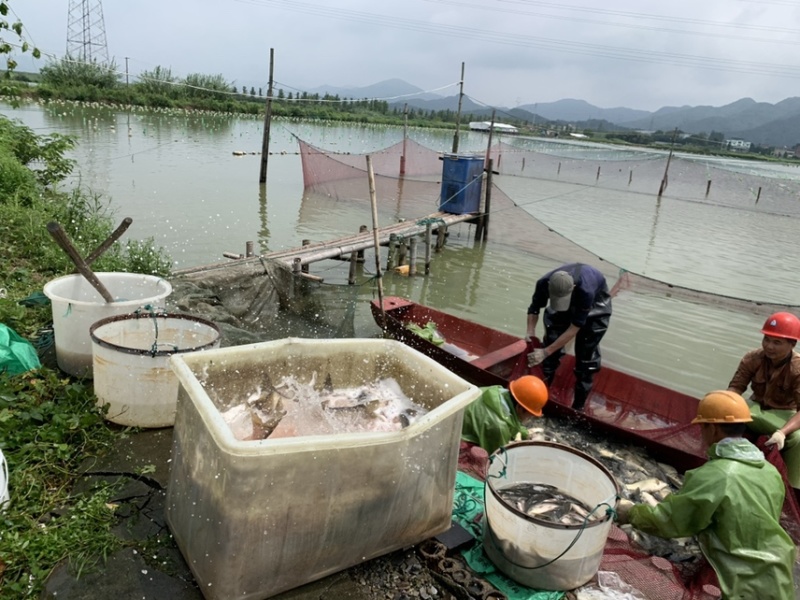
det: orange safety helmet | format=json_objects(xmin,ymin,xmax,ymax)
[
  {"xmin": 691, "ymin": 390, "xmax": 752, "ymax": 424},
  {"xmin": 509, "ymin": 375, "xmax": 549, "ymax": 417},
  {"xmin": 761, "ymin": 312, "xmax": 800, "ymax": 341}
]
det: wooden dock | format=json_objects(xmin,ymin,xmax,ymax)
[{"xmin": 174, "ymin": 211, "xmax": 479, "ymax": 277}]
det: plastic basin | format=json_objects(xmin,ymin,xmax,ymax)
[
  {"xmin": 90, "ymin": 313, "xmax": 221, "ymax": 427},
  {"xmin": 42, "ymin": 272, "xmax": 172, "ymax": 378},
  {"xmin": 166, "ymin": 337, "xmax": 481, "ymax": 600},
  {"xmin": 483, "ymin": 441, "xmax": 620, "ymax": 591}
]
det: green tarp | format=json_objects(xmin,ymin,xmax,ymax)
[
  {"xmin": 452, "ymin": 471, "xmax": 564, "ymax": 600},
  {"xmin": 0, "ymin": 324, "xmax": 41, "ymax": 375}
]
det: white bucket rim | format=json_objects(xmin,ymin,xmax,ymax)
[
  {"xmin": 43, "ymin": 272, "xmax": 172, "ymax": 308},
  {"xmin": 486, "ymin": 440, "xmax": 620, "ymax": 530},
  {"xmin": 90, "ymin": 313, "xmax": 221, "ymax": 357}
]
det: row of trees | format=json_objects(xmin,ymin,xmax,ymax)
[
  {"xmin": 593, "ymin": 128, "xmax": 789, "ymax": 160},
  {"xmin": 6, "ymin": 56, "xmax": 522, "ymax": 130}
]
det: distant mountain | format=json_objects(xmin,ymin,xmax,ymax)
[
  {"xmin": 619, "ymin": 97, "xmax": 800, "ymax": 146},
  {"xmin": 517, "ymin": 99, "xmax": 649, "ymax": 124},
  {"xmin": 294, "ymin": 78, "xmax": 800, "ymax": 147},
  {"xmin": 307, "ymin": 78, "xmax": 442, "ymax": 101}
]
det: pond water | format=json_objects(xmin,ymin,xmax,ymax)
[{"xmin": 5, "ymin": 100, "xmax": 799, "ymax": 398}]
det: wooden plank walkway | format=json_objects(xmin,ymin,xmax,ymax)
[{"xmin": 174, "ymin": 211, "xmax": 478, "ymax": 276}]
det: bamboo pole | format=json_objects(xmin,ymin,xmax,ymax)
[{"xmin": 366, "ymin": 156, "xmax": 386, "ymax": 328}]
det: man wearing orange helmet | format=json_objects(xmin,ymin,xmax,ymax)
[
  {"xmin": 460, "ymin": 375, "xmax": 547, "ymax": 454},
  {"xmin": 727, "ymin": 311, "xmax": 800, "ymax": 488},
  {"xmin": 616, "ymin": 390, "xmax": 795, "ymax": 599}
]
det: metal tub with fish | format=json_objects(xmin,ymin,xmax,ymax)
[
  {"xmin": 483, "ymin": 441, "xmax": 620, "ymax": 591},
  {"xmin": 165, "ymin": 337, "xmax": 480, "ymax": 600}
]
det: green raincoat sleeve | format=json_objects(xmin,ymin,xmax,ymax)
[
  {"xmin": 461, "ymin": 386, "xmax": 529, "ymax": 454},
  {"xmin": 628, "ymin": 439, "xmax": 796, "ymax": 600}
]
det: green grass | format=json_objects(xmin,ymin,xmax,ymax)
[{"xmin": 0, "ymin": 112, "xmax": 173, "ymax": 597}]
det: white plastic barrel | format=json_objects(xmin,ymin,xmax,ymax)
[
  {"xmin": 90, "ymin": 313, "xmax": 221, "ymax": 428},
  {"xmin": 483, "ymin": 441, "xmax": 620, "ymax": 591},
  {"xmin": 43, "ymin": 273, "xmax": 172, "ymax": 378}
]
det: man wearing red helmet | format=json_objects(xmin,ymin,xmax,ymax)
[{"xmin": 727, "ymin": 311, "xmax": 800, "ymax": 488}]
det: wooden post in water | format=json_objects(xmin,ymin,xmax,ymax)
[
  {"xmin": 400, "ymin": 104, "xmax": 408, "ymax": 176},
  {"xmin": 452, "ymin": 62, "xmax": 465, "ymax": 154},
  {"xmin": 628, "ymin": 169, "xmax": 633, "ymax": 185},
  {"xmin": 356, "ymin": 225, "xmax": 368, "ymax": 262},
  {"xmin": 756, "ymin": 186, "xmax": 762, "ymax": 204},
  {"xmin": 397, "ymin": 238, "xmax": 407, "ymax": 266},
  {"xmin": 259, "ymin": 48, "xmax": 275, "ymax": 184},
  {"xmin": 658, "ymin": 128, "xmax": 678, "ymax": 198},
  {"xmin": 706, "ymin": 180, "xmax": 712, "ymax": 196},
  {"xmin": 348, "ymin": 251, "xmax": 357, "ymax": 285},
  {"xmin": 476, "ymin": 110, "xmax": 496, "ymax": 241},
  {"xmin": 424, "ymin": 223, "xmax": 432, "ymax": 275},
  {"xmin": 387, "ymin": 234, "xmax": 397, "ymax": 270},
  {"xmin": 482, "ymin": 158, "xmax": 493, "ymax": 241},
  {"xmin": 409, "ymin": 236, "xmax": 417, "ymax": 276},
  {"xmin": 557, "ymin": 162, "xmax": 561, "ymax": 176},
  {"xmin": 436, "ymin": 225, "xmax": 447, "ymax": 251},
  {"xmin": 366, "ymin": 155, "xmax": 386, "ymax": 328},
  {"xmin": 301, "ymin": 239, "xmax": 310, "ymax": 273},
  {"xmin": 596, "ymin": 166, "xmax": 601, "ymax": 181}
]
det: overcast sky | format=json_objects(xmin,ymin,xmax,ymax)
[{"xmin": 8, "ymin": 0, "xmax": 800, "ymax": 112}]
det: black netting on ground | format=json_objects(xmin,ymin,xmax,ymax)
[{"xmin": 170, "ymin": 258, "xmax": 367, "ymax": 346}]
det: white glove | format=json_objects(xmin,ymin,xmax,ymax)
[
  {"xmin": 766, "ymin": 430, "xmax": 786, "ymax": 451},
  {"xmin": 615, "ymin": 499, "xmax": 635, "ymax": 524},
  {"xmin": 527, "ymin": 348, "xmax": 547, "ymax": 367}
]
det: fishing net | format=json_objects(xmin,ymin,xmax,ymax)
[
  {"xmin": 297, "ymin": 136, "xmax": 800, "ymax": 316},
  {"xmin": 487, "ymin": 140, "xmax": 800, "ymax": 217},
  {"xmin": 169, "ymin": 258, "xmax": 367, "ymax": 345}
]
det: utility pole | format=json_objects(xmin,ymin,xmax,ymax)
[
  {"xmin": 259, "ymin": 48, "xmax": 275, "ymax": 184},
  {"xmin": 452, "ymin": 62, "xmax": 465, "ymax": 154},
  {"xmin": 124, "ymin": 57, "xmax": 129, "ymax": 86}
]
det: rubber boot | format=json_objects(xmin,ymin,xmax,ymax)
[{"xmin": 572, "ymin": 385, "xmax": 588, "ymax": 412}]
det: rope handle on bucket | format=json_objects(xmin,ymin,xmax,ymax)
[
  {"xmin": 486, "ymin": 447, "xmax": 509, "ymax": 481},
  {"xmin": 131, "ymin": 305, "xmax": 178, "ymax": 356}
]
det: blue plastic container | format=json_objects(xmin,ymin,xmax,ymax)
[{"xmin": 439, "ymin": 154, "xmax": 485, "ymax": 214}]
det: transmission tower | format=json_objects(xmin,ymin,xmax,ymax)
[{"xmin": 66, "ymin": 0, "xmax": 109, "ymax": 64}]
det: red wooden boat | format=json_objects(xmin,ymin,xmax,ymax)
[{"xmin": 372, "ymin": 296, "xmax": 707, "ymax": 471}]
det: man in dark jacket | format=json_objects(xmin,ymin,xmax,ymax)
[{"xmin": 525, "ymin": 262, "xmax": 611, "ymax": 411}]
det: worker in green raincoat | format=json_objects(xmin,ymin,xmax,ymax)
[
  {"xmin": 461, "ymin": 376, "xmax": 548, "ymax": 454},
  {"xmin": 616, "ymin": 390, "xmax": 796, "ymax": 600}
]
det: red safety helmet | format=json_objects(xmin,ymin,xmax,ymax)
[{"xmin": 761, "ymin": 312, "xmax": 800, "ymax": 341}]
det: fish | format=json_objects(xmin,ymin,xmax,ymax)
[{"xmin": 625, "ymin": 477, "xmax": 668, "ymax": 494}]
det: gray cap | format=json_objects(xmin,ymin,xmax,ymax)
[{"xmin": 548, "ymin": 271, "xmax": 574, "ymax": 312}]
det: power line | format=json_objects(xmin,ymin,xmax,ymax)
[{"xmin": 235, "ymin": 0, "xmax": 800, "ymax": 79}]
